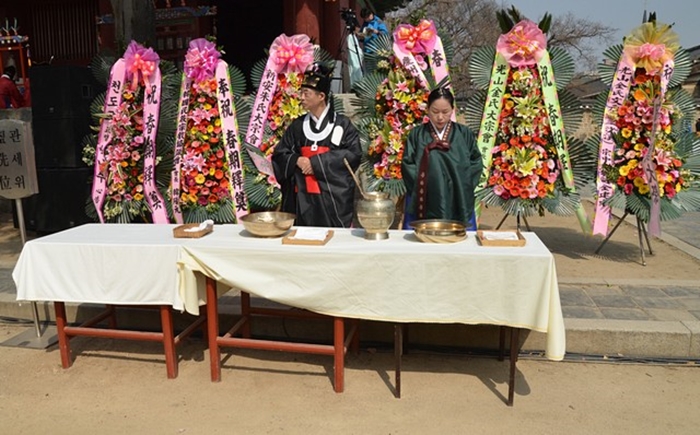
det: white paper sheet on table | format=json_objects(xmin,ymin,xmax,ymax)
[
  {"xmin": 289, "ymin": 228, "xmax": 328, "ymax": 241},
  {"xmin": 480, "ymin": 231, "xmax": 519, "ymax": 240}
]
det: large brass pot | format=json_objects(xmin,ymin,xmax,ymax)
[{"xmin": 356, "ymin": 192, "xmax": 396, "ymax": 240}]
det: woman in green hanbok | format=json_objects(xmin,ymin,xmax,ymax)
[{"xmin": 402, "ymin": 87, "xmax": 482, "ymax": 229}]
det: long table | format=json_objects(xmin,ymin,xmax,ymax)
[
  {"xmin": 177, "ymin": 226, "xmax": 565, "ymax": 358},
  {"xmin": 14, "ymin": 223, "xmax": 565, "ymax": 398},
  {"xmin": 177, "ymin": 225, "xmax": 565, "ymax": 402}
]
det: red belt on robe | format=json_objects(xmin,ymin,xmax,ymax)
[{"xmin": 300, "ymin": 144, "xmax": 330, "ymax": 194}]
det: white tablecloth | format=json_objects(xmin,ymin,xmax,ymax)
[
  {"xmin": 12, "ymin": 223, "xmax": 565, "ymax": 360},
  {"xmin": 13, "ymin": 224, "xmax": 184, "ymax": 310},
  {"xmin": 177, "ymin": 226, "xmax": 565, "ymax": 360}
]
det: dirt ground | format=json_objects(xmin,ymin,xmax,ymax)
[
  {"xmin": 1, "ymin": 204, "xmax": 700, "ymax": 434},
  {"xmin": 0, "ymin": 323, "xmax": 699, "ymax": 434},
  {"xmin": 478, "ymin": 201, "xmax": 700, "ymax": 281}
]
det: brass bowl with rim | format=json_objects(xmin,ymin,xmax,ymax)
[
  {"xmin": 240, "ymin": 211, "xmax": 296, "ymax": 237},
  {"xmin": 410, "ymin": 219, "xmax": 467, "ymax": 244}
]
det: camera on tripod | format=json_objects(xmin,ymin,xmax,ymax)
[{"xmin": 339, "ymin": 8, "xmax": 360, "ymax": 30}]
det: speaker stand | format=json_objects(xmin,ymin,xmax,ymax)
[{"xmin": 0, "ymin": 200, "xmax": 58, "ymax": 349}]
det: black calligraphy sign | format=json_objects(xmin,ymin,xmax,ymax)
[
  {"xmin": 146, "ymin": 85, "xmax": 158, "ymax": 104},
  {"xmin": 218, "ymin": 78, "xmax": 229, "ymax": 97},
  {"xmin": 431, "ymin": 49, "xmax": 444, "ymax": 67}
]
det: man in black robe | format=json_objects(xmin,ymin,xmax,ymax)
[{"xmin": 272, "ymin": 63, "xmax": 361, "ymax": 227}]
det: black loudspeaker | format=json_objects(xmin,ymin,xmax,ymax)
[
  {"xmin": 30, "ymin": 65, "xmax": 98, "ymax": 120},
  {"xmin": 19, "ymin": 167, "xmax": 92, "ymax": 233},
  {"xmin": 30, "ymin": 65, "xmax": 102, "ymax": 168},
  {"xmin": 31, "ymin": 117, "xmax": 92, "ymax": 169}
]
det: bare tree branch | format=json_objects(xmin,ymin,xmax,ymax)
[{"xmin": 388, "ymin": 1, "xmax": 617, "ymax": 95}]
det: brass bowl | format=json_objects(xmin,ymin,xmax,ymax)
[
  {"xmin": 410, "ymin": 219, "xmax": 467, "ymax": 244},
  {"xmin": 240, "ymin": 211, "xmax": 296, "ymax": 237}
]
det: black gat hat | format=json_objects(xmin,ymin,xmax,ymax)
[{"xmin": 301, "ymin": 62, "xmax": 333, "ymax": 95}]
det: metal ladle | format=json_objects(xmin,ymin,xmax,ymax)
[{"xmin": 343, "ymin": 158, "xmax": 370, "ymax": 200}]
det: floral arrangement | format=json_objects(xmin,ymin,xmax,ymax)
[
  {"xmin": 258, "ymin": 71, "xmax": 305, "ymax": 157},
  {"xmin": 179, "ymin": 76, "xmax": 232, "ymax": 213},
  {"xmin": 465, "ymin": 8, "xmax": 592, "ymax": 230},
  {"xmin": 247, "ymin": 35, "xmax": 336, "ymax": 209},
  {"xmin": 368, "ymin": 68, "xmax": 429, "ymax": 182},
  {"xmin": 83, "ymin": 41, "xmax": 175, "ymax": 224},
  {"xmin": 487, "ymin": 67, "xmax": 561, "ymax": 201},
  {"xmin": 590, "ymin": 18, "xmax": 700, "ymax": 234},
  {"xmin": 352, "ymin": 19, "xmax": 451, "ymax": 198},
  {"xmin": 172, "ymin": 37, "xmax": 247, "ymax": 223},
  {"xmin": 606, "ymin": 71, "xmax": 689, "ymax": 199},
  {"xmin": 98, "ymin": 87, "xmax": 148, "ymax": 220}
]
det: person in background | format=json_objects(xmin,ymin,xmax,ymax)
[
  {"xmin": 401, "ymin": 87, "xmax": 482, "ymax": 230},
  {"xmin": 359, "ymin": 8, "xmax": 388, "ymax": 54},
  {"xmin": 0, "ymin": 66, "xmax": 25, "ymax": 109},
  {"xmin": 272, "ymin": 62, "xmax": 362, "ymax": 228}
]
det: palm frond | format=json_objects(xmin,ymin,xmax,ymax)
[
  {"xmin": 673, "ymin": 132, "xmax": 696, "ymax": 158},
  {"xmin": 156, "ymin": 97, "xmax": 178, "ymax": 139},
  {"xmin": 669, "ymin": 48, "xmax": 692, "ymax": 88},
  {"xmin": 363, "ymin": 33, "xmax": 393, "ymax": 74},
  {"xmin": 669, "ymin": 88, "xmax": 695, "ymax": 135},
  {"xmin": 437, "ymin": 29, "xmax": 455, "ymax": 67},
  {"xmin": 604, "ymin": 189, "xmax": 627, "ymax": 211},
  {"xmin": 549, "ymin": 46, "xmax": 575, "ymax": 90},
  {"xmin": 350, "ymin": 72, "xmax": 386, "ymax": 117},
  {"xmin": 674, "ymin": 190, "xmax": 700, "ymax": 212},
  {"xmin": 159, "ymin": 61, "xmax": 181, "ymax": 102},
  {"xmin": 590, "ymin": 92, "xmax": 608, "ymax": 129},
  {"xmin": 584, "ymin": 133, "xmax": 602, "ymax": 157},
  {"xmin": 599, "ymin": 44, "xmax": 624, "ymax": 86},
  {"xmin": 462, "ymin": 90, "xmax": 487, "ymax": 131},
  {"xmin": 558, "ymin": 88, "xmax": 583, "ymax": 134},
  {"xmin": 569, "ymin": 137, "xmax": 597, "ymax": 189},
  {"xmin": 227, "ymin": 64, "xmax": 247, "ymax": 97},
  {"xmin": 233, "ymin": 94, "xmax": 252, "ymax": 138},
  {"xmin": 625, "ymin": 193, "xmax": 650, "ymax": 222},
  {"xmin": 249, "ymin": 57, "xmax": 268, "ymax": 90},
  {"xmin": 468, "ymin": 46, "xmax": 497, "ymax": 91},
  {"xmin": 313, "ymin": 45, "xmax": 337, "ymax": 66},
  {"xmin": 91, "ymin": 53, "xmax": 116, "ymax": 86},
  {"xmin": 90, "ymin": 92, "xmax": 107, "ymax": 124},
  {"xmin": 542, "ymin": 190, "xmax": 580, "ymax": 216}
]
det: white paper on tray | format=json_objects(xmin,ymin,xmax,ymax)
[
  {"xmin": 290, "ymin": 228, "xmax": 328, "ymax": 241},
  {"xmin": 184, "ymin": 219, "xmax": 214, "ymax": 232},
  {"xmin": 480, "ymin": 231, "xmax": 519, "ymax": 241}
]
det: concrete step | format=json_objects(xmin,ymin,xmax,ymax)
[{"xmin": 3, "ymin": 291, "xmax": 699, "ymax": 360}]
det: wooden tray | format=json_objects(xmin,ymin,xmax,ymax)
[
  {"xmin": 282, "ymin": 230, "xmax": 334, "ymax": 246},
  {"xmin": 173, "ymin": 223, "xmax": 213, "ymax": 239},
  {"xmin": 476, "ymin": 230, "xmax": 526, "ymax": 247}
]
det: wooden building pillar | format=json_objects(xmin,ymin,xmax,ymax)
[{"xmin": 283, "ymin": 0, "xmax": 358, "ymax": 61}]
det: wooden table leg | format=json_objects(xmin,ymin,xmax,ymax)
[
  {"xmin": 333, "ymin": 317, "xmax": 344, "ymax": 393},
  {"xmin": 350, "ymin": 319, "xmax": 360, "ymax": 354},
  {"xmin": 159, "ymin": 305, "xmax": 178, "ymax": 379},
  {"xmin": 395, "ymin": 324, "xmax": 403, "ymax": 398},
  {"xmin": 54, "ymin": 302, "xmax": 72, "ymax": 369},
  {"xmin": 241, "ymin": 291, "xmax": 251, "ymax": 338},
  {"xmin": 107, "ymin": 304, "xmax": 118, "ymax": 329},
  {"xmin": 508, "ymin": 327, "xmax": 520, "ymax": 406},
  {"xmin": 498, "ymin": 326, "xmax": 506, "ymax": 361},
  {"xmin": 206, "ymin": 277, "xmax": 221, "ymax": 382}
]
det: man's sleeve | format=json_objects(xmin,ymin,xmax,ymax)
[{"xmin": 272, "ymin": 126, "xmax": 300, "ymax": 183}]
